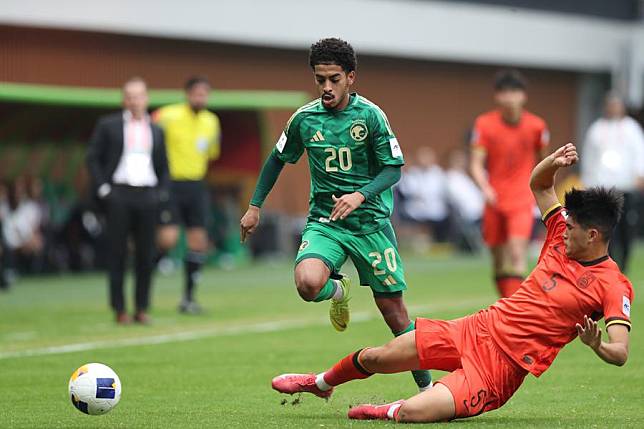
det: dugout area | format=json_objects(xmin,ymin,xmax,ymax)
[{"xmin": 0, "ymin": 81, "xmax": 309, "ymax": 266}]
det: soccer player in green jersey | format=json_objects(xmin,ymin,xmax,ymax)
[{"xmin": 240, "ymin": 38, "xmax": 431, "ymax": 391}]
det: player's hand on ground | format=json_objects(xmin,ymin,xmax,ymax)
[
  {"xmin": 551, "ymin": 143, "xmax": 578, "ymax": 168},
  {"xmin": 331, "ymin": 193, "xmax": 365, "ymax": 221},
  {"xmin": 576, "ymin": 314, "xmax": 602, "ymax": 350},
  {"xmin": 240, "ymin": 206, "xmax": 260, "ymax": 243}
]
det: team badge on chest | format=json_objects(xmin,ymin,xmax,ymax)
[
  {"xmin": 350, "ymin": 120, "xmax": 368, "ymax": 142},
  {"xmin": 576, "ymin": 271, "xmax": 597, "ymax": 289}
]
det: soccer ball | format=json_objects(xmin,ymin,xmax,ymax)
[{"xmin": 68, "ymin": 363, "xmax": 121, "ymax": 415}]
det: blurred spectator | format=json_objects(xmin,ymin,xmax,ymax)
[
  {"xmin": 25, "ymin": 176, "xmax": 50, "ymax": 273},
  {"xmin": 0, "ymin": 182, "xmax": 9, "ymax": 289},
  {"xmin": 86, "ymin": 77, "xmax": 169, "ymax": 325},
  {"xmin": 2, "ymin": 176, "xmax": 45, "ymax": 275},
  {"xmin": 446, "ymin": 149, "xmax": 484, "ymax": 252},
  {"xmin": 398, "ymin": 147, "xmax": 450, "ymax": 242},
  {"xmin": 581, "ymin": 92, "xmax": 644, "ymax": 272}
]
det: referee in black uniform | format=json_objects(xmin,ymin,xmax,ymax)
[{"xmin": 154, "ymin": 77, "xmax": 221, "ymax": 314}]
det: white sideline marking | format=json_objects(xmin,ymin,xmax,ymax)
[{"xmin": 0, "ymin": 298, "xmax": 489, "ymax": 360}]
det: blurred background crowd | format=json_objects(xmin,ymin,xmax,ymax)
[{"xmin": 1, "ymin": 0, "xmax": 643, "ymax": 293}]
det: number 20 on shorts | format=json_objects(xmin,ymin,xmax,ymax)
[{"xmin": 369, "ymin": 248, "xmax": 397, "ymax": 275}]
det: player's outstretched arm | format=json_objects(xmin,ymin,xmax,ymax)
[
  {"xmin": 576, "ymin": 315, "xmax": 629, "ymax": 366},
  {"xmin": 240, "ymin": 153, "xmax": 286, "ymax": 242},
  {"xmin": 470, "ymin": 148, "xmax": 497, "ymax": 206},
  {"xmin": 529, "ymin": 143, "xmax": 578, "ymax": 217}
]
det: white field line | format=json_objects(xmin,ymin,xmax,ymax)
[{"xmin": 0, "ymin": 298, "xmax": 489, "ymax": 360}]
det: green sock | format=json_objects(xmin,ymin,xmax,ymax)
[
  {"xmin": 394, "ymin": 322, "xmax": 433, "ymax": 390},
  {"xmin": 313, "ymin": 278, "xmax": 337, "ymax": 302}
]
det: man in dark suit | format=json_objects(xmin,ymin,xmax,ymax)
[{"xmin": 86, "ymin": 77, "xmax": 169, "ymax": 324}]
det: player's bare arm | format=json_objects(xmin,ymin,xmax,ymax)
[
  {"xmin": 469, "ymin": 147, "xmax": 497, "ymax": 205},
  {"xmin": 576, "ymin": 315, "xmax": 629, "ymax": 366},
  {"xmin": 529, "ymin": 143, "xmax": 578, "ymax": 216},
  {"xmin": 241, "ymin": 152, "xmax": 287, "ymax": 242}
]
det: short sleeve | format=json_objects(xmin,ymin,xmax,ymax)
[
  {"xmin": 370, "ymin": 108, "xmax": 404, "ymax": 167},
  {"xmin": 208, "ymin": 115, "xmax": 222, "ymax": 161},
  {"xmin": 471, "ymin": 117, "xmax": 489, "ymax": 152},
  {"xmin": 152, "ymin": 107, "xmax": 169, "ymax": 128},
  {"xmin": 603, "ymin": 279, "xmax": 634, "ymax": 331},
  {"xmin": 271, "ymin": 112, "xmax": 304, "ymax": 164},
  {"xmin": 536, "ymin": 120, "xmax": 550, "ymax": 150},
  {"xmin": 537, "ymin": 204, "xmax": 565, "ymax": 262}
]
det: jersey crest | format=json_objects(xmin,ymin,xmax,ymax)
[
  {"xmin": 576, "ymin": 271, "xmax": 597, "ymax": 289},
  {"xmin": 350, "ymin": 120, "xmax": 368, "ymax": 142}
]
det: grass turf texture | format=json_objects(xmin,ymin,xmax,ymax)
[{"xmin": 1, "ymin": 246, "xmax": 643, "ymax": 428}]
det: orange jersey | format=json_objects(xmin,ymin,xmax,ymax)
[
  {"xmin": 472, "ymin": 110, "xmax": 549, "ymax": 210},
  {"xmin": 486, "ymin": 205, "xmax": 634, "ymax": 377}
]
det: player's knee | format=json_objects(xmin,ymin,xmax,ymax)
[
  {"xmin": 157, "ymin": 228, "xmax": 179, "ymax": 251},
  {"xmin": 186, "ymin": 230, "xmax": 208, "ymax": 252},
  {"xmin": 359, "ymin": 347, "xmax": 386, "ymax": 372},
  {"xmin": 294, "ymin": 275, "xmax": 324, "ymax": 302}
]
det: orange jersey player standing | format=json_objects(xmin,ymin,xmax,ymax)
[
  {"xmin": 470, "ymin": 69, "xmax": 550, "ymax": 297},
  {"xmin": 271, "ymin": 143, "xmax": 633, "ymax": 423}
]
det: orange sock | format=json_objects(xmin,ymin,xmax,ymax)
[
  {"xmin": 495, "ymin": 275, "xmax": 523, "ymax": 298},
  {"xmin": 323, "ymin": 349, "xmax": 373, "ymax": 387}
]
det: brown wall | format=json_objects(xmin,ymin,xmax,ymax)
[{"xmin": 1, "ymin": 25, "xmax": 578, "ymax": 215}]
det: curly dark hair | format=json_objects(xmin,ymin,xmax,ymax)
[
  {"xmin": 564, "ymin": 187, "xmax": 624, "ymax": 242},
  {"xmin": 494, "ymin": 69, "xmax": 526, "ymax": 91},
  {"xmin": 309, "ymin": 38, "xmax": 357, "ymax": 73}
]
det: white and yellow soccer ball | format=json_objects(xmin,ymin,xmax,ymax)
[{"xmin": 68, "ymin": 363, "xmax": 121, "ymax": 415}]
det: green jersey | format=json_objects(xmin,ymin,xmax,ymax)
[{"xmin": 272, "ymin": 93, "xmax": 404, "ymax": 235}]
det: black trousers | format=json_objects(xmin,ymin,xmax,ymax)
[
  {"xmin": 609, "ymin": 192, "xmax": 639, "ymax": 273},
  {"xmin": 106, "ymin": 185, "xmax": 158, "ymax": 313}
]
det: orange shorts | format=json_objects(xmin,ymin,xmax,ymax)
[
  {"xmin": 415, "ymin": 311, "xmax": 528, "ymax": 419},
  {"xmin": 482, "ymin": 205, "xmax": 534, "ymax": 246}
]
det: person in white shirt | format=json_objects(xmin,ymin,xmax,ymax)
[
  {"xmin": 0, "ymin": 182, "xmax": 11, "ymax": 290},
  {"xmin": 2, "ymin": 176, "xmax": 43, "ymax": 259},
  {"xmin": 446, "ymin": 149, "xmax": 484, "ymax": 224},
  {"xmin": 398, "ymin": 147, "xmax": 450, "ymax": 242},
  {"xmin": 581, "ymin": 92, "xmax": 644, "ymax": 272},
  {"xmin": 446, "ymin": 149, "xmax": 484, "ymax": 252},
  {"xmin": 86, "ymin": 77, "xmax": 169, "ymax": 324}
]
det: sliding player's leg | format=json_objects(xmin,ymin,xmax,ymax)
[
  {"xmin": 272, "ymin": 329, "xmax": 420, "ymax": 398},
  {"xmin": 349, "ymin": 382, "xmax": 456, "ymax": 422},
  {"xmin": 350, "ymin": 313, "xmax": 528, "ymax": 423}
]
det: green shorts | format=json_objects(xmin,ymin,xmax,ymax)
[{"xmin": 295, "ymin": 221, "xmax": 406, "ymax": 296}]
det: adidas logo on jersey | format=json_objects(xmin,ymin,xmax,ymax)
[{"xmin": 310, "ymin": 131, "xmax": 325, "ymax": 142}]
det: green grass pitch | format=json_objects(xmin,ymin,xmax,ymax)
[{"xmin": 1, "ymin": 246, "xmax": 643, "ymax": 428}]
